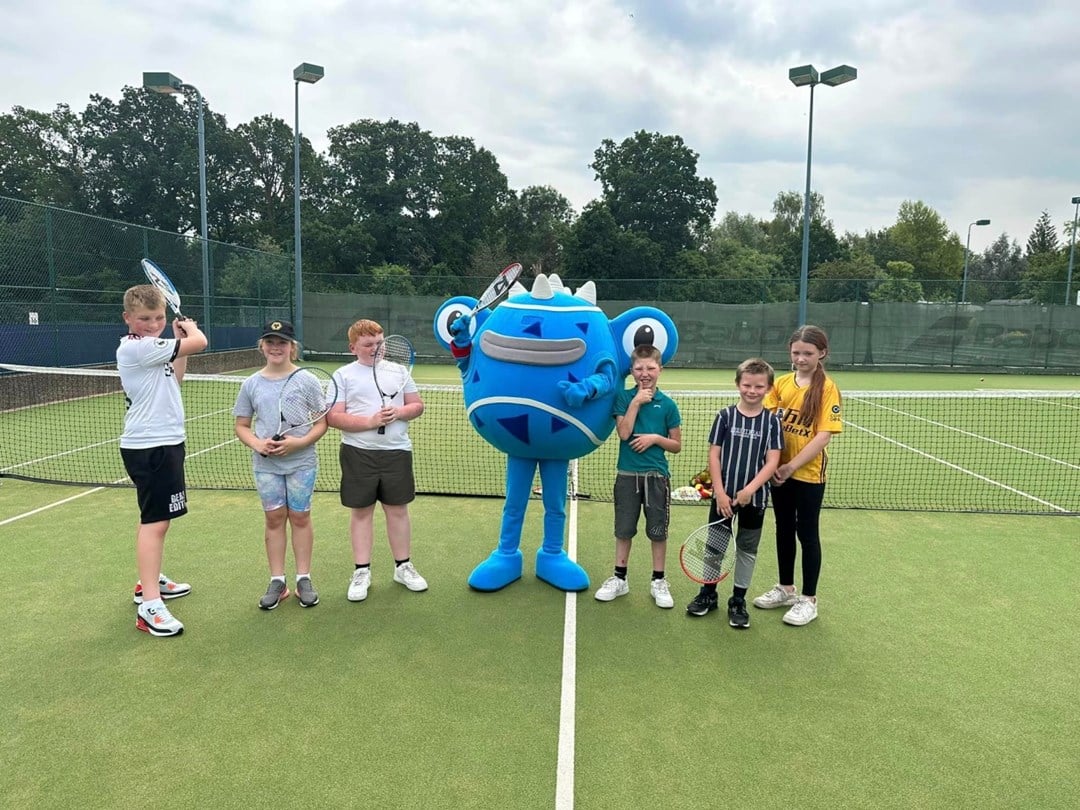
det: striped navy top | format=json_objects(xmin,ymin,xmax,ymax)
[{"xmin": 707, "ymin": 405, "xmax": 784, "ymax": 509}]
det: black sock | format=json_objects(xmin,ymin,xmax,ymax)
[
  {"xmin": 733, "ymin": 586, "xmax": 747, "ymax": 600},
  {"xmin": 394, "ymin": 558, "xmax": 410, "ymax": 567},
  {"xmin": 355, "ymin": 563, "xmax": 370, "ymax": 571},
  {"xmin": 614, "ymin": 565, "xmax": 628, "ymax": 580},
  {"xmin": 652, "ymin": 570, "xmax": 665, "ymax": 580},
  {"xmin": 700, "ymin": 582, "xmax": 717, "ymax": 596}
]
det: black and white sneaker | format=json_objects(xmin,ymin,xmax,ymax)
[
  {"xmin": 686, "ymin": 589, "xmax": 718, "ymax": 616},
  {"xmin": 728, "ymin": 596, "xmax": 750, "ymax": 628}
]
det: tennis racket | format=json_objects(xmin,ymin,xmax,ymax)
[
  {"xmin": 679, "ymin": 517, "xmax": 735, "ymax": 585},
  {"xmin": 372, "ymin": 335, "xmax": 415, "ymax": 434},
  {"xmin": 470, "ymin": 262, "xmax": 523, "ymax": 316},
  {"xmin": 260, "ymin": 367, "xmax": 338, "ymax": 456},
  {"xmin": 140, "ymin": 258, "xmax": 185, "ymax": 319}
]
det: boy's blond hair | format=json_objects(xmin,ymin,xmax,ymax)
[
  {"xmin": 347, "ymin": 319, "xmax": 384, "ymax": 343},
  {"xmin": 630, "ymin": 344, "xmax": 662, "ymax": 365},
  {"xmin": 123, "ymin": 284, "xmax": 166, "ymax": 313},
  {"xmin": 735, "ymin": 357, "xmax": 775, "ymax": 386}
]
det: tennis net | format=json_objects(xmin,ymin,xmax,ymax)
[{"xmin": 2, "ymin": 363, "xmax": 1078, "ymax": 515}]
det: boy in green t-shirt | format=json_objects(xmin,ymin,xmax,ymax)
[{"xmin": 594, "ymin": 345, "xmax": 682, "ymax": 608}]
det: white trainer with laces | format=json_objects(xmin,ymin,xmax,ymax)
[
  {"xmin": 594, "ymin": 576, "xmax": 629, "ymax": 602},
  {"xmin": 650, "ymin": 577, "xmax": 675, "ymax": 609},
  {"xmin": 783, "ymin": 595, "xmax": 819, "ymax": 626},
  {"xmin": 347, "ymin": 568, "xmax": 372, "ymax": 602},
  {"xmin": 133, "ymin": 573, "xmax": 191, "ymax": 605},
  {"xmin": 136, "ymin": 602, "xmax": 184, "ymax": 637},
  {"xmin": 752, "ymin": 584, "xmax": 798, "ymax": 610},
  {"xmin": 393, "ymin": 561, "xmax": 429, "ymax": 592}
]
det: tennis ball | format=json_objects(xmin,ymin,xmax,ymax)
[{"xmin": 980, "ymin": 377, "xmax": 985, "ymax": 382}]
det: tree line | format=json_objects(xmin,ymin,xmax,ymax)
[{"xmin": 1, "ymin": 86, "xmax": 1075, "ymax": 305}]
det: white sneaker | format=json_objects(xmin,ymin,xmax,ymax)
[
  {"xmin": 594, "ymin": 576, "xmax": 629, "ymax": 602},
  {"xmin": 393, "ymin": 561, "xmax": 428, "ymax": 592},
  {"xmin": 650, "ymin": 578, "xmax": 675, "ymax": 609},
  {"xmin": 347, "ymin": 568, "xmax": 371, "ymax": 602},
  {"xmin": 133, "ymin": 573, "xmax": 191, "ymax": 605},
  {"xmin": 136, "ymin": 602, "xmax": 184, "ymax": 637},
  {"xmin": 783, "ymin": 595, "xmax": 818, "ymax": 626},
  {"xmin": 752, "ymin": 584, "xmax": 798, "ymax": 610}
]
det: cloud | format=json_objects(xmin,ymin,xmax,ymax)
[{"xmin": 2, "ymin": 0, "xmax": 1078, "ymax": 250}]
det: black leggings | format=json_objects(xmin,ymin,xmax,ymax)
[{"xmin": 770, "ymin": 479, "xmax": 825, "ymax": 597}]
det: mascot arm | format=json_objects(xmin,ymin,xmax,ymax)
[
  {"xmin": 558, "ymin": 361, "xmax": 618, "ymax": 408},
  {"xmin": 449, "ymin": 314, "xmax": 472, "ymax": 369}
]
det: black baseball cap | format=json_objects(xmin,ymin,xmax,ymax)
[{"xmin": 260, "ymin": 320, "xmax": 296, "ymax": 341}]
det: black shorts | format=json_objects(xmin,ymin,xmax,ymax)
[
  {"xmin": 339, "ymin": 445, "xmax": 415, "ymax": 508},
  {"xmin": 120, "ymin": 443, "xmax": 188, "ymax": 524},
  {"xmin": 613, "ymin": 471, "xmax": 671, "ymax": 541}
]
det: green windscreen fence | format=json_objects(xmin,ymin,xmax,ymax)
[{"xmin": 302, "ymin": 292, "xmax": 1080, "ymax": 371}]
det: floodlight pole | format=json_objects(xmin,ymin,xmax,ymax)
[
  {"xmin": 142, "ymin": 72, "xmax": 210, "ymax": 339},
  {"xmin": 961, "ymin": 219, "xmax": 990, "ymax": 303},
  {"xmin": 293, "ymin": 63, "xmax": 324, "ymax": 347},
  {"xmin": 790, "ymin": 64, "xmax": 857, "ymax": 326},
  {"xmin": 1066, "ymin": 196, "xmax": 1080, "ymax": 306}
]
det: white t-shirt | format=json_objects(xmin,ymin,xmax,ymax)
[
  {"xmin": 233, "ymin": 371, "xmax": 320, "ymax": 474},
  {"xmin": 332, "ymin": 360, "xmax": 417, "ymax": 451},
  {"xmin": 117, "ymin": 334, "xmax": 185, "ymax": 449}
]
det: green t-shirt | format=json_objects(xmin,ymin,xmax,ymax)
[{"xmin": 613, "ymin": 386, "xmax": 681, "ymax": 475}]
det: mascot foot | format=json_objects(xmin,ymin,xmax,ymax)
[
  {"xmin": 468, "ymin": 549, "xmax": 524, "ymax": 592},
  {"xmin": 535, "ymin": 549, "xmax": 590, "ymax": 592}
]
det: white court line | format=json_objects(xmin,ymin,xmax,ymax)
[
  {"xmin": 848, "ymin": 421, "xmax": 1070, "ymax": 512},
  {"xmin": 0, "ymin": 439, "xmax": 241, "ymax": 526},
  {"xmin": 555, "ymin": 460, "xmax": 579, "ymax": 810},
  {"xmin": 851, "ymin": 397, "xmax": 1080, "ymax": 471},
  {"xmin": 0, "ymin": 486, "xmax": 106, "ymax": 526}
]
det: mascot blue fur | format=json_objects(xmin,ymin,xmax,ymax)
[{"xmin": 432, "ymin": 273, "xmax": 678, "ymax": 592}]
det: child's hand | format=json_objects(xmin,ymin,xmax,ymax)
[
  {"xmin": 733, "ymin": 488, "xmax": 751, "ymax": 507},
  {"xmin": 627, "ymin": 433, "xmax": 655, "ymax": 453},
  {"xmin": 633, "ymin": 387, "xmax": 655, "ymax": 405},
  {"xmin": 173, "ymin": 319, "xmax": 189, "ymax": 338},
  {"xmin": 714, "ymin": 492, "xmax": 734, "ymax": 517},
  {"xmin": 772, "ymin": 464, "xmax": 794, "ymax": 485}
]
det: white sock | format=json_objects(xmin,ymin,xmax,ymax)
[
  {"xmin": 295, "ymin": 573, "xmax": 310, "ymax": 583},
  {"xmin": 271, "ymin": 575, "xmax": 286, "ymax": 584},
  {"xmin": 140, "ymin": 597, "xmax": 165, "ymax": 612}
]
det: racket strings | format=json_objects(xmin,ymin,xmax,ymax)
[{"xmin": 681, "ymin": 522, "xmax": 734, "ymax": 584}]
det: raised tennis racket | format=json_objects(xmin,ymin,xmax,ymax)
[
  {"xmin": 470, "ymin": 262, "xmax": 523, "ymax": 316},
  {"xmin": 679, "ymin": 517, "xmax": 735, "ymax": 585},
  {"xmin": 372, "ymin": 335, "xmax": 415, "ymax": 434},
  {"xmin": 261, "ymin": 367, "xmax": 338, "ymax": 455},
  {"xmin": 140, "ymin": 258, "xmax": 185, "ymax": 319}
]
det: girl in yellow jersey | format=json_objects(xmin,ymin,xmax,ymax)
[{"xmin": 752, "ymin": 325, "xmax": 842, "ymax": 626}]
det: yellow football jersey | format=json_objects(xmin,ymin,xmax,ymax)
[{"xmin": 764, "ymin": 372, "xmax": 843, "ymax": 483}]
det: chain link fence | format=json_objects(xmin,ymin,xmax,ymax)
[{"xmin": 0, "ymin": 196, "xmax": 292, "ymax": 366}]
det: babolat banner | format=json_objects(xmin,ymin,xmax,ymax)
[{"xmin": 303, "ymin": 292, "xmax": 1080, "ymax": 372}]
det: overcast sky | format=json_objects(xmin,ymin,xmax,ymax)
[{"xmin": 3, "ymin": 0, "xmax": 1078, "ymax": 254}]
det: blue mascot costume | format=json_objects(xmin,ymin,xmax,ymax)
[{"xmin": 432, "ymin": 273, "xmax": 678, "ymax": 592}]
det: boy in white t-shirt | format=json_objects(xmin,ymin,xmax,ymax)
[
  {"xmin": 326, "ymin": 319, "xmax": 428, "ymax": 602},
  {"xmin": 117, "ymin": 284, "xmax": 207, "ymax": 637}
]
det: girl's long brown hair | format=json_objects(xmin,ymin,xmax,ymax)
[{"xmin": 790, "ymin": 325, "xmax": 830, "ymax": 427}]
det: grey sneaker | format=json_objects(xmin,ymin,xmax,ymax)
[
  {"xmin": 259, "ymin": 579, "xmax": 290, "ymax": 610},
  {"xmin": 296, "ymin": 577, "xmax": 319, "ymax": 608},
  {"xmin": 752, "ymin": 584, "xmax": 798, "ymax": 609}
]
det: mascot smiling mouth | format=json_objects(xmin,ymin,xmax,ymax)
[{"xmin": 478, "ymin": 332, "xmax": 586, "ymax": 366}]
